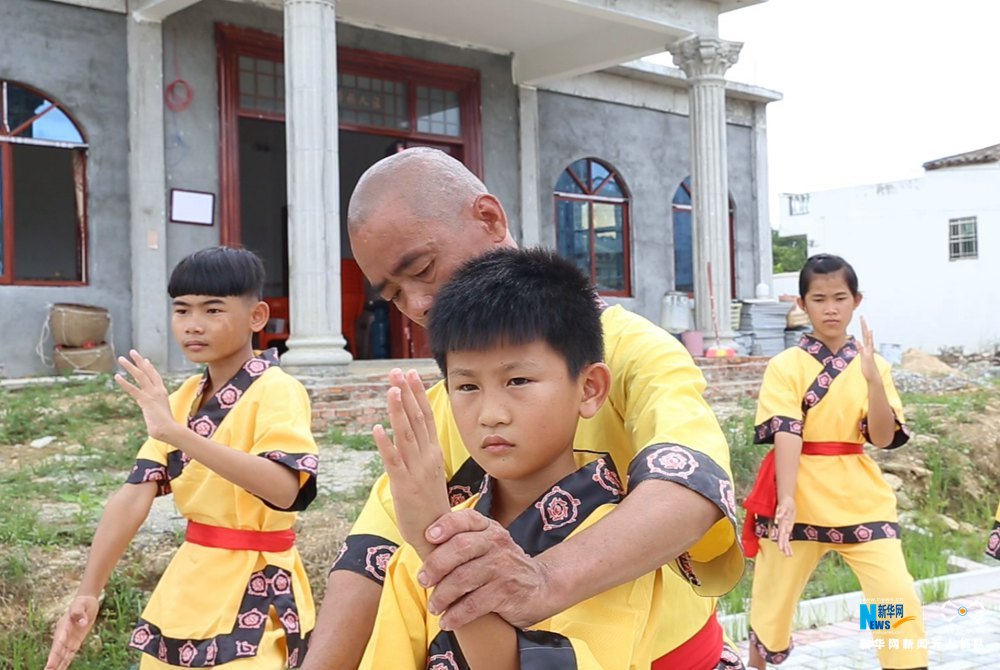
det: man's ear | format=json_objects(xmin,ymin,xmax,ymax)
[
  {"xmin": 250, "ymin": 300, "xmax": 270, "ymax": 333},
  {"xmin": 578, "ymin": 362, "xmax": 611, "ymax": 420},
  {"xmin": 473, "ymin": 193, "xmax": 510, "ymax": 242}
]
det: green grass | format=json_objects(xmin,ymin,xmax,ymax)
[
  {"xmin": 0, "ymin": 566, "xmax": 150, "ymax": 669},
  {"xmin": 322, "ymin": 426, "xmax": 376, "ymax": 451}
]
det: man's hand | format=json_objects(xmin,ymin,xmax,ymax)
[
  {"xmin": 44, "ymin": 595, "xmax": 99, "ymax": 670},
  {"xmin": 373, "ymin": 369, "xmax": 450, "ymax": 555},
  {"xmin": 115, "ymin": 350, "xmax": 176, "ymax": 443},
  {"xmin": 420, "ymin": 508, "xmax": 551, "ymax": 630}
]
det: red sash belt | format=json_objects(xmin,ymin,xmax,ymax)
[
  {"xmin": 741, "ymin": 442, "xmax": 863, "ymax": 557},
  {"xmin": 652, "ymin": 613, "xmax": 723, "ymax": 670},
  {"xmin": 185, "ymin": 520, "xmax": 295, "ymax": 552}
]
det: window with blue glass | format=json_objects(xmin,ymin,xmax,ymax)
[
  {"xmin": 554, "ymin": 158, "xmax": 630, "ymax": 295},
  {"xmin": 0, "ymin": 81, "xmax": 88, "ymax": 284},
  {"xmin": 671, "ymin": 177, "xmax": 736, "ymax": 295}
]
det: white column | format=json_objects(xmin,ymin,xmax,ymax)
[
  {"xmin": 751, "ymin": 103, "xmax": 774, "ymax": 297},
  {"xmin": 281, "ymin": 0, "xmax": 352, "ymax": 366},
  {"xmin": 672, "ymin": 36, "xmax": 742, "ymax": 339},
  {"xmin": 127, "ymin": 10, "xmax": 169, "ymax": 367},
  {"xmin": 518, "ymin": 85, "xmax": 541, "ymax": 248}
]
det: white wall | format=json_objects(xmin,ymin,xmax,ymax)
[{"xmin": 775, "ymin": 163, "xmax": 1000, "ymax": 354}]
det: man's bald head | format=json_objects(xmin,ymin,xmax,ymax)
[{"xmin": 347, "ymin": 147, "xmax": 489, "ymax": 234}]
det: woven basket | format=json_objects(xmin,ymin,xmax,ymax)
[
  {"xmin": 50, "ymin": 303, "xmax": 110, "ymax": 348},
  {"xmin": 54, "ymin": 343, "xmax": 115, "ymax": 375}
]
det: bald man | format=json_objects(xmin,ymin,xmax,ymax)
[{"xmin": 303, "ymin": 148, "xmax": 745, "ymax": 670}]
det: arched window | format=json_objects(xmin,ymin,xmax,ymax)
[
  {"xmin": 671, "ymin": 177, "xmax": 735, "ymax": 295},
  {"xmin": 554, "ymin": 158, "xmax": 631, "ymax": 295},
  {"xmin": 0, "ymin": 81, "xmax": 88, "ymax": 284}
]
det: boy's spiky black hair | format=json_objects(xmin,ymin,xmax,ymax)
[
  {"xmin": 428, "ymin": 247, "xmax": 604, "ymax": 377},
  {"xmin": 799, "ymin": 253, "xmax": 859, "ymax": 298},
  {"xmin": 168, "ymin": 246, "xmax": 266, "ymax": 300}
]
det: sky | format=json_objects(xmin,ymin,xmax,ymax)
[{"xmin": 651, "ymin": 0, "xmax": 1000, "ymax": 220}]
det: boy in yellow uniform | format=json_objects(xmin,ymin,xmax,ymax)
[
  {"xmin": 311, "ymin": 147, "xmax": 743, "ymax": 670},
  {"xmin": 743, "ymin": 254, "xmax": 926, "ymax": 670},
  {"xmin": 361, "ymin": 247, "xmax": 667, "ymax": 668},
  {"xmin": 45, "ymin": 247, "xmax": 318, "ymax": 669}
]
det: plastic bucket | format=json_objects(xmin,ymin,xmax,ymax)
[
  {"xmin": 50, "ymin": 303, "xmax": 110, "ymax": 348},
  {"xmin": 680, "ymin": 330, "xmax": 705, "ymax": 357}
]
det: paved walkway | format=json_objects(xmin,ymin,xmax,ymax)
[{"xmin": 735, "ymin": 589, "xmax": 1000, "ymax": 668}]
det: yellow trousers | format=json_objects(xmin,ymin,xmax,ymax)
[{"xmin": 749, "ymin": 538, "xmax": 927, "ymax": 669}]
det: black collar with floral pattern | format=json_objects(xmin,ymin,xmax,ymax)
[
  {"xmin": 187, "ymin": 348, "xmax": 280, "ymax": 440},
  {"xmin": 472, "ymin": 452, "xmax": 623, "ymax": 557},
  {"xmin": 798, "ymin": 333, "xmax": 858, "ymax": 414}
]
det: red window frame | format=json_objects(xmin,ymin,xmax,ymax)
[
  {"xmin": 216, "ymin": 24, "xmax": 484, "ymax": 245},
  {"xmin": 0, "ymin": 80, "xmax": 89, "ymax": 286},
  {"xmin": 554, "ymin": 158, "xmax": 632, "ymax": 297}
]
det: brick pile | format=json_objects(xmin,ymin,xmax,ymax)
[{"xmin": 304, "ymin": 356, "xmax": 770, "ymax": 435}]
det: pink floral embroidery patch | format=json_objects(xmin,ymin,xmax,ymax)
[
  {"xmin": 271, "ymin": 569, "xmax": 292, "ymax": 595},
  {"xmin": 646, "ymin": 445, "xmax": 699, "ymax": 480},
  {"xmin": 237, "ymin": 608, "xmax": 266, "ymax": 629},
  {"xmin": 216, "ymin": 383, "xmax": 243, "ymax": 409},
  {"xmin": 243, "ymin": 358, "xmax": 270, "ymax": 377},
  {"xmin": 427, "ymin": 651, "xmax": 461, "ymax": 670},
  {"xmin": 189, "ymin": 416, "xmax": 217, "ymax": 438},
  {"xmin": 295, "ymin": 454, "xmax": 319, "ymax": 474},
  {"xmin": 535, "ymin": 486, "xmax": 582, "ymax": 531},
  {"xmin": 205, "ymin": 640, "xmax": 218, "ymax": 664},
  {"xmin": 179, "ymin": 640, "xmax": 198, "ymax": 667},
  {"xmin": 234, "ymin": 640, "xmax": 258, "ymax": 657},
  {"xmin": 280, "ymin": 608, "xmax": 300, "ymax": 634},
  {"xmin": 129, "ymin": 623, "xmax": 153, "ymax": 650},
  {"xmin": 592, "ymin": 458, "xmax": 623, "ymax": 496},
  {"xmin": 247, "ymin": 571, "xmax": 269, "ymax": 597},
  {"xmin": 448, "ymin": 484, "xmax": 474, "ymax": 506},
  {"xmin": 365, "ymin": 545, "xmax": 397, "ymax": 583}
]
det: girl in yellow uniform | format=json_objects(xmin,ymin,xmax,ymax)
[
  {"xmin": 45, "ymin": 247, "xmax": 318, "ymax": 670},
  {"xmin": 743, "ymin": 254, "xmax": 927, "ymax": 670},
  {"xmin": 987, "ymin": 502, "xmax": 1000, "ymax": 560}
]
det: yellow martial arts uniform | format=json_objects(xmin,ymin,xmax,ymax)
[
  {"xmin": 334, "ymin": 305, "xmax": 744, "ymax": 661},
  {"xmin": 124, "ymin": 350, "xmax": 318, "ymax": 668},
  {"xmin": 746, "ymin": 334, "xmax": 927, "ymax": 669},
  {"xmin": 360, "ymin": 452, "xmax": 659, "ymax": 669},
  {"xmin": 987, "ymin": 501, "xmax": 1000, "ymax": 560}
]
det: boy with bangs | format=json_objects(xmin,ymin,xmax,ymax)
[
  {"xmin": 359, "ymin": 247, "xmax": 677, "ymax": 669},
  {"xmin": 46, "ymin": 246, "xmax": 318, "ymax": 669}
]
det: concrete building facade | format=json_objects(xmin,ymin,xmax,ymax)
[
  {"xmin": 774, "ymin": 144, "xmax": 1000, "ymax": 355},
  {"xmin": 0, "ymin": 0, "xmax": 780, "ymax": 377}
]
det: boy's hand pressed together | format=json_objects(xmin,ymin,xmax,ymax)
[
  {"xmin": 114, "ymin": 349, "xmax": 177, "ymax": 442},
  {"xmin": 373, "ymin": 369, "xmax": 451, "ymax": 558}
]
